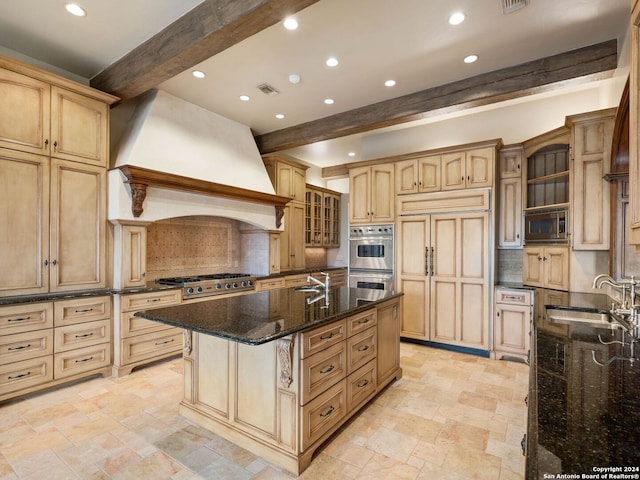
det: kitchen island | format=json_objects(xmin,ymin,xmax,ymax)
[
  {"xmin": 135, "ymin": 286, "xmax": 403, "ymax": 474},
  {"xmin": 527, "ymin": 290, "xmax": 640, "ymax": 478}
]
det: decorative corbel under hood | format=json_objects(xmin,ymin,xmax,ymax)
[{"xmin": 117, "ymin": 165, "xmax": 291, "ymax": 228}]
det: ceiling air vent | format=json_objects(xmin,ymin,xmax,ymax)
[
  {"xmin": 257, "ymin": 83, "xmax": 279, "ymax": 96},
  {"xmin": 502, "ymin": 0, "xmax": 528, "ymax": 14}
]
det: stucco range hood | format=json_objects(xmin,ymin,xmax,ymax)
[{"xmin": 110, "ymin": 89, "xmax": 289, "ymax": 228}]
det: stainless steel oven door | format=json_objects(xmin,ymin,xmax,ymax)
[
  {"xmin": 348, "ymin": 271, "xmax": 394, "ymax": 291},
  {"xmin": 349, "ymin": 237, "xmax": 394, "ymax": 271}
]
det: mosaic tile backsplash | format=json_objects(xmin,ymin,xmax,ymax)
[{"xmin": 497, "ymin": 248, "xmax": 523, "ymax": 284}]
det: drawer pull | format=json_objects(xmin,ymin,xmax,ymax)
[
  {"xmin": 319, "ymin": 405, "xmax": 335, "ymax": 418},
  {"xmin": 503, "ymin": 295, "xmax": 523, "ymax": 301},
  {"xmin": 357, "ymin": 318, "xmax": 370, "ymax": 324},
  {"xmin": 357, "ymin": 345, "xmax": 370, "ymax": 352},
  {"xmin": 319, "ymin": 364, "xmax": 335, "ymax": 374},
  {"xmin": 75, "ymin": 333, "xmax": 94, "ymax": 338},
  {"xmin": 319, "ymin": 332, "xmax": 334, "ymax": 340},
  {"xmin": 147, "ymin": 298, "xmax": 161, "ymax": 303},
  {"xmin": 74, "ymin": 308, "xmax": 93, "ymax": 313},
  {"xmin": 7, "ymin": 316, "xmax": 31, "ymax": 322},
  {"xmin": 8, "ymin": 371, "xmax": 31, "ymax": 380},
  {"xmin": 356, "ymin": 379, "xmax": 369, "ymax": 388},
  {"xmin": 8, "ymin": 344, "xmax": 32, "ymax": 351},
  {"xmin": 155, "ymin": 338, "xmax": 175, "ymax": 346},
  {"xmin": 75, "ymin": 356, "xmax": 94, "ymax": 363}
]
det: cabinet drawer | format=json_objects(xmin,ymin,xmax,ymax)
[
  {"xmin": 495, "ymin": 289, "xmax": 532, "ymax": 306},
  {"xmin": 54, "ymin": 319, "xmax": 110, "ymax": 352},
  {"xmin": 0, "ymin": 302, "xmax": 53, "ymax": 335},
  {"xmin": 346, "ymin": 327, "xmax": 377, "ymax": 375},
  {"xmin": 0, "ymin": 329, "xmax": 53, "ymax": 365},
  {"xmin": 346, "ymin": 360, "xmax": 377, "ymax": 413},
  {"xmin": 121, "ymin": 290, "xmax": 181, "ymax": 312},
  {"xmin": 120, "ymin": 328, "xmax": 183, "ymax": 365},
  {"xmin": 54, "ymin": 295, "xmax": 111, "ymax": 326},
  {"xmin": 255, "ymin": 278, "xmax": 285, "ymax": 291},
  {"xmin": 0, "ymin": 356, "xmax": 53, "ymax": 396},
  {"xmin": 54, "ymin": 343, "xmax": 110, "ymax": 379},
  {"xmin": 346, "ymin": 309, "xmax": 377, "ymax": 337},
  {"xmin": 120, "ymin": 311, "xmax": 175, "ymax": 338},
  {"xmin": 300, "ymin": 341, "xmax": 346, "ymax": 405},
  {"xmin": 301, "ymin": 379, "xmax": 347, "ymax": 451},
  {"xmin": 300, "ymin": 319, "xmax": 346, "ymax": 358}
]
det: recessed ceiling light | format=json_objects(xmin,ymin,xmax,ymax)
[
  {"xmin": 348, "ymin": 152, "xmax": 356, "ymax": 157},
  {"xmin": 283, "ymin": 17, "xmax": 298, "ymax": 30},
  {"xmin": 192, "ymin": 70, "xmax": 205, "ymax": 79},
  {"xmin": 275, "ymin": 114, "xmax": 285, "ymax": 119},
  {"xmin": 326, "ymin": 57, "xmax": 339, "ymax": 67},
  {"xmin": 384, "ymin": 80, "xmax": 396, "ymax": 87},
  {"xmin": 464, "ymin": 54, "xmax": 479, "ymax": 63},
  {"xmin": 288, "ymin": 74, "xmax": 301, "ymax": 84},
  {"xmin": 449, "ymin": 12, "xmax": 465, "ymax": 25},
  {"xmin": 239, "ymin": 95, "xmax": 250, "ymax": 101},
  {"xmin": 65, "ymin": 3, "xmax": 86, "ymax": 16},
  {"xmin": 324, "ymin": 98, "xmax": 335, "ymax": 105}
]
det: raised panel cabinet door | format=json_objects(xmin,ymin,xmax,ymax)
[
  {"xmin": 430, "ymin": 215, "xmax": 457, "ymax": 343},
  {"xmin": 49, "ymin": 159, "xmax": 106, "ymax": 291},
  {"xmin": 291, "ymin": 202, "xmax": 306, "ymax": 270},
  {"xmin": 494, "ymin": 304, "xmax": 529, "ymax": 356},
  {"xmin": 292, "ymin": 166, "xmax": 307, "ymax": 203},
  {"xmin": 376, "ymin": 298, "xmax": 400, "ymax": 385},
  {"xmin": 50, "ymin": 87, "xmax": 108, "ymax": 167},
  {"xmin": 269, "ymin": 233, "xmax": 280, "ymax": 274},
  {"xmin": 466, "ymin": 148, "xmax": 494, "ymax": 188},
  {"xmin": 398, "ymin": 217, "xmax": 428, "ymax": 277},
  {"xmin": 522, "ymin": 247, "xmax": 544, "ymax": 287},
  {"xmin": 441, "ymin": 152, "xmax": 465, "ymax": 191},
  {"xmin": 370, "ymin": 164, "xmax": 395, "ymax": 222},
  {"xmin": 0, "ymin": 150, "xmax": 49, "ymax": 296},
  {"xmin": 279, "ymin": 205, "xmax": 292, "ymax": 271},
  {"xmin": 498, "ymin": 177, "xmax": 522, "ymax": 248},
  {"xmin": 349, "ymin": 166, "xmax": 371, "ymax": 223},
  {"xmin": 122, "ymin": 224, "xmax": 147, "ymax": 287},
  {"xmin": 395, "ymin": 159, "xmax": 418, "ymax": 194},
  {"xmin": 276, "ymin": 162, "xmax": 294, "ymax": 199},
  {"xmin": 499, "ymin": 146, "xmax": 523, "ymax": 178},
  {"xmin": 418, "ymin": 155, "xmax": 441, "ymax": 192},
  {"xmin": 0, "ymin": 68, "xmax": 50, "ymax": 155},
  {"xmin": 544, "ymin": 247, "xmax": 569, "ymax": 291}
]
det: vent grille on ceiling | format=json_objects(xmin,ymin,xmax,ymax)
[
  {"xmin": 502, "ymin": 0, "xmax": 528, "ymax": 14},
  {"xmin": 257, "ymin": 83, "xmax": 279, "ymax": 96}
]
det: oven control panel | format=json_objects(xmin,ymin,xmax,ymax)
[{"xmin": 349, "ymin": 224, "xmax": 393, "ymax": 237}]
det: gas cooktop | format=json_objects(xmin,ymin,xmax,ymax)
[{"xmin": 157, "ymin": 273, "xmax": 256, "ymax": 299}]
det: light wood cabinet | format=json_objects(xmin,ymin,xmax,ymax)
[
  {"xmin": 263, "ymin": 155, "xmax": 307, "ymax": 203},
  {"xmin": 493, "ymin": 288, "xmax": 532, "ymax": 362},
  {"xmin": 0, "ymin": 295, "xmax": 111, "ymax": 402},
  {"xmin": 523, "ymin": 246, "xmax": 569, "ymax": 291},
  {"xmin": 568, "ymin": 109, "xmax": 615, "ymax": 250},
  {"xmin": 628, "ymin": 1, "xmax": 640, "ymax": 246},
  {"xmin": 498, "ymin": 146, "xmax": 523, "ymax": 248},
  {"xmin": 112, "ymin": 222, "xmax": 148, "ymax": 288},
  {"xmin": 396, "ymin": 155, "xmax": 441, "ymax": 194},
  {"xmin": 349, "ymin": 164, "xmax": 395, "ymax": 224},
  {"xmin": 112, "ymin": 289, "xmax": 182, "ymax": 377},
  {"xmin": 269, "ymin": 233, "xmax": 281, "ymax": 275},
  {"xmin": 0, "ymin": 151, "xmax": 107, "ymax": 296},
  {"xmin": 441, "ymin": 148, "xmax": 494, "ymax": 191},
  {"xmin": 181, "ymin": 298, "xmax": 401, "ymax": 475},
  {"xmin": 305, "ymin": 185, "xmax": 341, "ymax": 247},
  {"xmin": 280, "ymin": 202, "xmax": 305, "ymax": 271},
  {"xmin": 397, "ymin": 206, "xmax": 490, "ymax": 350}
]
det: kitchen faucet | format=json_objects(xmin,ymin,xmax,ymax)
[{"xmin": 307, "ymin": 272, "xmax": 330, "ymax": 290}]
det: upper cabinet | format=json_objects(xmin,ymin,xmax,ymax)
[
  {"xmin": 305, "ymin": 184, "xmax": 341, "ymax": 247},
  {"xmin": 396, "ymin": 155, "xmax": 441, "ymax": 194},
  {"xmin": 498, "ymin": 145, "xmax": 523, "ymax": 248},
  {"xmin": 627, "ymin": 1, "xmax": 640, "ymax": 246},
  {"xmin": 0, "ymin": 63, "xmax": 113, "ymax": 167},
  {"xmin": 349, "ymin": 164, "xmax": 395, "ymax": 224},
  {"xmin": 441, "ymin": 147, "xmax": 494, "ymax": 191},
  {"xmin": 263, "ymin": 155, "xmax": 307, "ymax": 203}
]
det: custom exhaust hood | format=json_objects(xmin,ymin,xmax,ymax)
[{"xmin": 109, "ymin": 89, "xmax": 289, "ymax": 229}]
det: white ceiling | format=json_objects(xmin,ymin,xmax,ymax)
[{"xmin": 0, "ymin": 0, "xmax": 630, "ymax": 167}]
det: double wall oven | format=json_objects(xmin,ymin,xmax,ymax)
[{"xmin": 348, "ymin": 224, "xmax": 394, "ymax": 292}]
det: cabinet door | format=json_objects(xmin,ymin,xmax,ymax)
[
  {"xmin": 418, "ymin": 156, "xmax": 441, "ymax": 192},
  {"xmin": 370, "ymin": 164, "xmax": 394, "ymax": 222},
  {"xmin": 494, "ymin": 303, "xmax": 530, "ymax": 356},
  {"xmin": 0, "ymin": 150, "xmax": 49, "ymax": 296},
  {"xmin": 0, "ymin": 68, "xmax": 50, "ymax": 155},
  {"xmin": 269, "ymin": 233, "xmax": 280, "ymax": 275},
  {"xmin": 522, "ymin": 247, "xmax": 544, "ymax": 287},
  {"xmin": 499, "ymin": 147, "xmax": 522, "ymax": 178},
  {"xmin": 276, "ymin": 163, "xmax": 295, "ymax": 199},
  {"xmin": 120, "ymin": 224, "xmax": 147, "ymax": 288},
  {"xmin": 280, "ymin": 205, "xmax": 293, "ymax": 271},
  {"xmin": 305, "ymin": 189, "xmax": 322, "ymax": 246},
  {"xmin": 291, "ymin": 202, "xmax": 306, "ymax": 270},
  {"xmin": 376, "ymin": 298, "xmax": 400, "ymax": 385},
  {"xmin": 441, "ymin": 152, "xmax": 465, "ymax": 191},
  {"xmin": 498, "ymin": 177, "xmax": 522, "ymax": 248},
  {"xmin": 349, "ymin": 166, "xmax": 371, "ymax": 223},
  {"xmin": 466, "ymin": 148, "xmax": 493, "ymax": 188},
  {"xmin": 544, "ymin": 247, "xmax": 569, "ymax": 291},
  {"xmin": 430, "ymin": 215, "xmax": 457, "ymax": 343},
  {"xmin": 292, "ymin": 166, "xmax": 307, "ymax": 203},
  {"xmin": 49, "ymin": 159, "xmax": 106, "ymax": 291},
  {"xmin": 323, "ymin": 193, "xmax": 340, "ymax": 247},
  {"xmin": 395, "ymin": 159, "xmax": 418, "ymax": 195},
  {"xmin": 50, "ymin": 87, "xmax": 108, "ymax": 167}
]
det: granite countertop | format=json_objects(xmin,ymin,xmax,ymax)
[
  {"xmin": 527, "ymin": 291, "xmax": 640, "ymax": 477},
  {"xmin": 0, "ymin": 288, "xmax": 115, "ymax": 306},
  {"xmin": 134, "ymin": 286, "xmax": 401, "ymax": 345}
]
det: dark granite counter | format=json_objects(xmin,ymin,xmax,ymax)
[
  {"xmin": 134, "ymin": 286, "xmax": 402, "ymax": 345},
  {"xmin": 0, "ymin": 288, "xmax": 114, "ymax": 306},
  {"xmin": 526, "ymin": 290, "xmax": 640, "ymax": 478}
]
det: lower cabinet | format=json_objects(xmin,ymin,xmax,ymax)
[
  {"xmin": 180, "ymin": 296, "xmax": 402, "ymax": 475},
  {"xmin": 0, "ymin": 295, "xmax": 111, "ymax": 402},
  {"xmin": 523, "ymin": 246, "xmax": 569, "ymax": 291},
  {"xmin": 112, "ymin": 289, "xmax": 182, "ymax": 377},
  {"xmin": 493, "ymin": 288, "xmax": 533, "ymax": 362}
]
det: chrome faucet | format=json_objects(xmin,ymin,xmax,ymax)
[{"xmin": 307, "ymin": 272, "xmax": 330, "ymax": 290}]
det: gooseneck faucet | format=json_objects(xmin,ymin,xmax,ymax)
[{"xmin": 307, "ymin": 272, "xmax": 330, "ymax": 290}]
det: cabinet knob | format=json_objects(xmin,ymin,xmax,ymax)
[
  {"xmin": 497, "ymin": 312, "xmax": 500, "ymax": 317},
  {"xmin": 51, "ymin": 259, "xmax": 57, "ymax": 266}
]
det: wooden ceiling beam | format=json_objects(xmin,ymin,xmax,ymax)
[
  {"xmin": 255, "ymin": 39, "xmax": 618, "ymax": 154},
  {"xmin": 90, "ymin": 0, "xmax": 320, "ymax": 100}
]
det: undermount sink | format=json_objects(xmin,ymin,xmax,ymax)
[
  {"xmin": 546, "ymin": 308, "xmax": 612, "ymax": 326},
  {"xmin": 294, "ymin": 286, "xmax": 323, "ymax": 292}
]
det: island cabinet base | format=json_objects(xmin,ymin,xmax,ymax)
[{"xmin": 180, "ymin": 297, "xmax": 402, "ymax": 475}]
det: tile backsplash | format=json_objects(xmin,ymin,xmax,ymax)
[{"xmin": 497, "ymin": 249, "xmax": 523, "ymax": 284}]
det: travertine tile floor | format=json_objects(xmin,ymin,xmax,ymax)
[{"xmin": 0, "ymin": 343, "xmax": 529, "ymax": 480}]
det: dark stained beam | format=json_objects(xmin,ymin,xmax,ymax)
[
  {"xmin": 255, "ymin": 39, "xmax": 618, "ymax": 154},
  {"xmin": 90, "ymin": 0, "xmax": 320, "ymax": 100}
]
